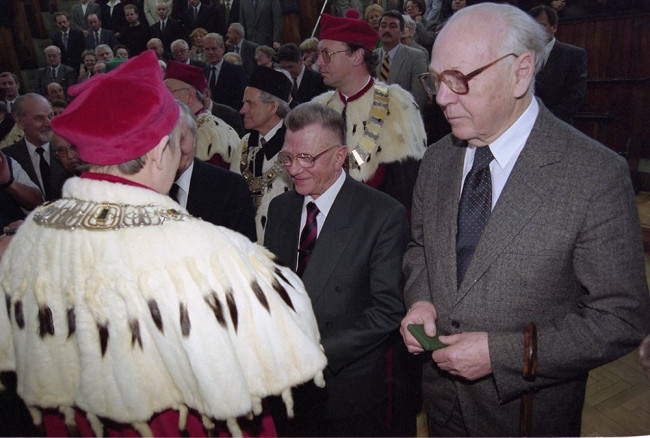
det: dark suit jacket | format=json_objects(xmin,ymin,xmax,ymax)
[
  {"xmin": 100, "ymin": 1, "xmax": 128, "ymax": 32},
  {"xmin": 204, "ymin": 61, "xmax": 246, "ymax": 111},
  {"xmin": 265, "ymin": 175, "xmax": 409, "ymax": 420},
  {"xmin": 374, "ymin": 44, "xmax": 429, "ymax": 110},
  {"xmin": 185, "ymin": 158, "xmax": 256, "ymax": 241},
  {"xmin": 227, "ymin": 38, "xmax": 257, "ymax": 79},
  {"xmin": 293, "ymin": 67, "xmax": 329, "ymax": 105},
  {"xmin": 238, "ymin": 0, "xmax": 282, "ymax": 46},
  {"xmin": 403, "ymin": 102, "xmax": 650, "ymax": 436},
  {"xmin": 118, "ymin": 22, "xmax": 151, "ymax": 55},
  {"xmin": 149, "ymin": 17, "xmax": 184, "ymax": 51},
  {"xmin": 70, "ymin": 2, "xmax": 103, "ymax": 31},
  {"xmin": 222, "ymin": 0, "xmax": 240, "ymax": 28},
  {"xmin": 183, "ymin": 3, "xmax": 223, "ymax": 34},
  {"xmin": 52, "ymin": 29, "xmax": 86, "ymax": 68},
  {"xmin": 535, "ymin": 40, "xmax": 587, "ymax": 124},
  {"xmin": 84, "ymin": 28, "xmax": 117, "ymax": 50},
  {"xmin": 3, "ymin": 140, "xmax": 71, "ymax": 201},
  {"xmin": 36, "ymin": 64, "xmax": 79, "ymax": 96},
  {"xmin": 209, "ymin": 100, "xmax": 244, "ymax": 137}
]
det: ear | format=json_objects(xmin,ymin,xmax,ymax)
[
  {"xmin": 512, "ymin": 52, "xmax": 535, "ymax": 99},
  {"xmin": 148, "ymin": 135, "xmax": 170, "ymax": 171},
  {"xmin": 351, "ymin": 48, "xmax": 365, "ymax": 68},
  {"xmin": 334, "ymin": 145, "xmax": 348, "ymax": 168}
]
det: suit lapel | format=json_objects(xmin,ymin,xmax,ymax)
[
  {"xmin": 276, "ymin": 192, "xmax": 303, "ymax": 270},
  {"xmin": 457, "ymin": 105, "xmax": 564, "ymax": 300},
  {"xmin": 15, "ymin": 140, "xmax": 39, "ymax": 188},
  {"xmin": 301, "ymin": 176, "xmax": 356, "ymax": 304},
  {"xmin": 389, "ymin": 46, "xmax": 406, "ymax": 82}
]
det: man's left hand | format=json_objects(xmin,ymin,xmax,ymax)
[{"xmin": 432, "ymin": 331, "xmax": 492, "ymax": 380}]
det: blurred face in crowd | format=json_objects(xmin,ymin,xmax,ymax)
[
  {"xmin": 45, "ymin": 47, "xmax": 62, "ymax": 68},
  {"xmin": 279, "ymin": 58, "xmax": 302, "ymax": 79},
  {"xmin": 96, "ymin": 46, "xmax": 114, "ymax": 61},
  {"xmin": 171, "ymin": 42, "xmax": 190, "ymax": 62},
  {"xmin": 15, "ymin": 96, "xmax": 53, "ymax": 146},
  {"xmin": 204, "ymin": 37, "xmax": 225, "ymax": 65},
  {"xmin": 282, "ymin": 123, "xmax": 346, "ymax": 200},
  {"xmin": 534, "ymin": 11, "xmax": 557, "ymax": 41},
  {"xmin": 452, "ymin": 0, "xmax": 466, "ymax": 12},
  {"xmin": 156, "ymin": 4, "xmax": 169, "ymax": 20},
  {"xmin": 379, "ymin": 15, "xmax": 402, "ymax": 50},
  {"xmin": 55, "ymin": 14, "xmax": 70, "ymax": 32},
  {"xmin": 87, "ymin": 14, "xmax": 101, "ymax": 31},
  {"xmin": 226, "ymin": 25, "xmax": 242, "ymax": 46},
  {"xmin": 255, "ymin": 50, "xmax": 273, "ymax": 68},
  {"xmin": 52, "ymin": 134, "xmax": 81, "ymax": 173},
  {"xmin": 367, "ymin": 11, "xmax": 381, "ymax": 29},
  {"xmin": 0, "ymin": 75, "xmax": 19, "ymax": 100},
  {"xmin": 52, "ymin": 104, "xmax": 67, "ymax": 117},
  {"xmin": 47, "ymin": 83, "xmax": 64, "ymax": 102},
  {"xmin": 147, "ymin": 39, "xmax": 165, "ymax": 58},
  {"xmin": 405, "ymin": 1, "xmax": 422, "ymax": 19},
  {"xmin": 116, "ymin": 47, "xmax": 129, "ymax": 59},
  {"xmin": 125, "ymin": 8, "xmax": 138, "ymax": 25}
]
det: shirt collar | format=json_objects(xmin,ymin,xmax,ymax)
[
  {"xmin": 339, "ymin": 76, "xmax": 373, "ymax": 105},
  {"xmin": 175, "ymin": 159, "xmax": 194, "ymax": 193},
  {"xmin": 487, "ymin": 98, "xmax": 539, "ymax": 171},
  {"xmin": 304, "ymin": 170, "xmax": 346, "ymax": 219}
]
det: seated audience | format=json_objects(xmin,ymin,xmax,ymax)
[
  {"xmin": 36, "ymin": 46, "xmax": 78, "ymax": 97},
  {"xmin": 189, "ymin": 27, "xmax": 209, "ymax": 63}
]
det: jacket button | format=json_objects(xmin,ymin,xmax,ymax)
[{"xmin": 451, "ymin": 320, "xmax": 460, "ymax": 329}]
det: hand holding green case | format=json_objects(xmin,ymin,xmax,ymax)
[{"xmin": 407, "ymin": 324, "xmax": 446, "ymax": 351}]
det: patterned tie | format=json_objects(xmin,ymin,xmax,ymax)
[
  {"xmin": 50, "ymin": 67, "xmax": 56, "ymax": 82},
  {"xmin": 379, "ymin": 52, "xmax": 390, "ymax": 82},
  {"xmin": 36, "ymin": 147, "xmax": 51, "ymax": 199},
  {"xmin": 193, "ymin": 6, "xmax": 198, "ymax": 20},
  {"xmin": 456, "ymin": 146, "xmax": 494, "ymax": 286},
  {"xmin": 297, "ymin": 202, "xmax": 319, "ymax": 277}
]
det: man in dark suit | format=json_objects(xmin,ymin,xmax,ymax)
[
  {"xmin": 36, "ymin": 46, "xmax": 78, "ymax": 97},
  {"xmin": 203, "ymin": 33, "xmax": 246, "ymax": 110},
  {"xmin": 238, "ymin": 0, "xmax": 282, "ymax": 48},
  {"xmin": 170, "ymin": 39, "xmax": 206, "ymax": 68},
  {"xmin": 530, "ymin": 5, "xmax": 587, "ymax": 124},
  {"xmin": 173, "ymin": 101, "xmax": 256, "ymax": 241},
  {"xmin": 265, "ymin": 101, "xmax": 409, "ymax": 436},
  {"xmin": 222, "ymin": 0, "xmax": 240, "ymax": 30},
  {"xmin": 149, "ymin": 2, "xmax": 184, "ymax": 51},
  {"xmin": 70, "ymin": 0, "xmax": 102, "ymax": 34},
  {"xmin": 183, "ymin": 0, "xmax": 223, "ymax": 35},
  {"xmin": 400, "ymin": 4, "xmax": 650, "ymax": 436},
  {"xmin": 225, "ymin": 22, "xmax": 258, "ymax": 79},
  {"xmin": 52, "ymin": 12, "xmax": 86, "ymax": 69},
  {"xmin": 101, "ymin": 0, "xmax": 128, "ymax": 34},
  {"xmin": 276, "ymin": 43, "xmax": 329, "ymax": 105},
  {"xmin": 85, "ymin": 14, "xmax": 117, "ymax": 50},
  {"xmin": 119, "ymin": 4, "xmax": 151, "ymax": 55},
  {"xmin": 373, "ymin": 11, "xmax": 429, "ymax": 110},
  {"xmin": 3, "ymin": 94, "xmax": 71, "ymax": 201}
]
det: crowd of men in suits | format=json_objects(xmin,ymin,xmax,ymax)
[{"xmin": 0, "ymin": 2, "xmax": 648, "ymax": 437}]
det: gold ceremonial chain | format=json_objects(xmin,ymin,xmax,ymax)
[
  {"xmin": 327, "ymin": 82, "xmax": 389, "ymax": 168},
  {"xmin": 33, "ymin": 198, "xmax": 192, "ymax": 230},
  {"xmin": 240, "ymin": 136, "xmax": 286, "ymax": 208}
]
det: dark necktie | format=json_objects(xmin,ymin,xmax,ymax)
[
  {"xmin": 456, "ymin": 146, "xmax": 493, "ymax": 286},
  {"xmin": 161, "ymin": 20, "xmax": 165, "ymax": 32},
  {"xmin": 62, "ymin": 32, "xmax": 68, "ymax": 50},
  {"xmin": 94, "ymin": 31, "xmax": 99, "ymax": 46},
  {"xmin": 379, "ymin": 52, "xmax": 390, "ymax": 82},
  {"xmin": 193, "ymin": 6, "xmax": 198, "ymax": 19},
  {"xmin": 36, "ymin": 147, "xmax": 51, "ymax": 199},
  {"xmin": 297, "ymin": 202, "xmax": 319, "ymax": 277},
  {"xmin": 50, "ymin": 67, "xmax": 56, "ymax": 82},
  {"xmin": 234, "ymin": 45, "xmax": 239, "ymax": 54},
  {"xmin": 291, "ymin": 77, "xmax": 298, "ymax": 100},
  {"xmin": 209, "ymin": 66, "xmax": 217, "ymax": 89},
  {"xmin": 169, "ymin": 182, "xmax": 180, "ymax": 202}
]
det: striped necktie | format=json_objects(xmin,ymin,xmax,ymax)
[
  {"xmin": 297, "ymin": 202, "xmax": 319, "ymax": 277},
  {"xmin": 379, "ymin": 52, "xmax": 390, "ymax": 82}
]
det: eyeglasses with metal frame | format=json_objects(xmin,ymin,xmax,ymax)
[
  {"xmin": 318, "ymin": 49, "xmax": 351, "ymax": 63},
  {"xmin": 277, "ymin": 145, "xmax": 340, "ymax": 168},
  {"xmin": 418, "ymin": 53, "xmax": 518, "ymax": 97}
]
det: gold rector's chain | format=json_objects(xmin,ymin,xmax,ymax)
[{"xmin": 33, "ymin": 198, "xmax": 192, "ymax": 230}]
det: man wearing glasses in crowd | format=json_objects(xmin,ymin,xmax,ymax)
[
  {"xmin": 401, "ymin": 3, "xmax": 649, "ymax": 436},
  {"xmin": 264, "ymin": 101, "xmax": 409, "ymax": 437},
  {"xmin": 312, "ymin": 13, "xmax": 426, "ymax": 213}
]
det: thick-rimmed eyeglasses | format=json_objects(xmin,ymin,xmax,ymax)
[
  {"xmin": 418, "ymin": 53, "xmax": 518, "ymax": 97},
  {"xmin": 318, "ymin": 49, "xmax": 350, "ymax": 63},
  {"xmin": 277, "ymin": 145, "xmax": 340, "ymax": 168}
]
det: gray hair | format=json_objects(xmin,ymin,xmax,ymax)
[
  {"xmin": 285, "ymin": 102, "xmax": 345, "ymax": 145},
  {"xmin": 171, "ymin": 39, "xmax": 189, "ymax": 51},
  {"xmin": 203, "ymin": 33, "xmax": 225, "ymax": 48},
  {"xmin": 402, "ymin": 14, "xmax": 416, "ymax": 32},
  {"xmin": 12, "ymin": 93, "xmax": 51, "ymax": 119},
  {"xmin": 177, "ymin": 100, "xmax": 197, "ymax": 138},
  {"xmin": 449, "ymin": 3, "xmax": 546, "ymax": 75},
  {"xmin": 95, "ymin": 44, "xmax": 113, "ymax": 56},
  {"xmin": 228, "ymin": 22, "xmax": 244, "ymax": 37},
  {"xmin": 259, "ymin": 90, "xmax": 290, "ymax": 118}
]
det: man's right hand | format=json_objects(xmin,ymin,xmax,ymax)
[{"xmin": 400, "ymin": 300, "xmax": 437, "ymax": 354}]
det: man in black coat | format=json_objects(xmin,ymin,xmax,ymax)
[
  {"xmin": 149, "ymin": 2, "xmax": 184, "ymax": 51},
  {"xmin": 530, "ymin": 5, "xmax": 587, "ymax": 124},
  {"xmin": 276, "ymin": 43, "xmax": 329, "ymax": 105},
  {"xmin": 101, "ymin": 0, "xmax": 128, "ymax": 34},
  {"xmin": 172, "ymin": 101, "xmax": 256, "ymax": 241},
  {"xmin": 203, "ymin": 33, "xmax": 246, "ymax": 111},
  {"xmin": 183, "ymin": 0, "xmax": 224, "ymax": 36},
  {"xmin": 52, "ymin": 12, "xmax": 86, "ymax": 69}
]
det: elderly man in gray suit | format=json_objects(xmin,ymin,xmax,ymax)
[
  {"xmin": 374, "ymin": 10, "xmax": 428, "ymax": 110},
  {"xmin": 400, "ymin": 3, "xmax": 650, "ymax": 437}
]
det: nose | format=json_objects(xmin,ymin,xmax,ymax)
[
  {"xmin": 316, "ymin": 53, "xmax": 326, "ymax": 69},
  {"xmin": 435, "ymin": 80, "xmax": 457, "ymax": 108}
]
